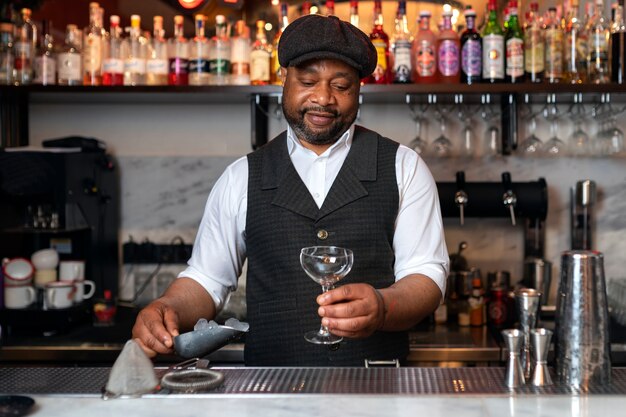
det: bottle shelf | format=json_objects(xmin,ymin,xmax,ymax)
[{"xmin": 3, "ymin": 83, "xmax": 626, "ymax": 151}]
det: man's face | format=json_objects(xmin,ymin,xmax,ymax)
[{"xmin": 281, "ymin": 59, "xmax": 360, "ymax": 147}]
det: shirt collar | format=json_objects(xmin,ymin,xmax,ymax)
[{"xmin": 286, "ymin": 124, "xmax": 355, "ymax": 156}]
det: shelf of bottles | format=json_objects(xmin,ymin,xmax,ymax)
[{"xmin": 2, "ymin": 0, "xmax": 626, "ymax": 153}]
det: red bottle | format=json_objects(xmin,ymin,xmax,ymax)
[{"xmin": 365, "ymin": 0, "xmax": 391, "ymax": 84}]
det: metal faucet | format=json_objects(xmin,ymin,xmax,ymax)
[
  {"xmin": 502, "ymin": 172, "xmax": 517, "ymax": 226},
  {"xmin": 454, "ymin": 171, "xmax": 468, "ymax": 225}
]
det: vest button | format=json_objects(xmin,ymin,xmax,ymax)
[{"xmin": 316, "ymin": 229, "xmax": 329, "ymax": 240}]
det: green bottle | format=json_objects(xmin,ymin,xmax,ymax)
[
  {"xmin": 482, "ymin": 0, "xmax": 504, "ymax": 82},
  {"xmin": 505, "ymin": 0, "xmax": 525, "ymax": 82}
]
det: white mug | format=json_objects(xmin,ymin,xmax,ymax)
[
  {"xmin": 74, "ymin": 280, "xmax": 96, "ymax": 303},
  {"xmin": 3, "ymin": 258, "xmax": 34, "ymax": 287},
  {"xmin": 45, "ymin": 281, "xmax": 75, "ymax": 309},
  {"xmin": 4, "ymin": 285, "xmax": 36, "ymax": 309},
  {"xmin": 59, "ymin": 260, "xmax": 85, "ymax": 282}
]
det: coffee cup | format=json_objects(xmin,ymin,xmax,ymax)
[
  {"xmin": 34, "ymin": 269, "xmax": 57, "ymax": 288},
  {"xmin": 59, "ymin": 260, "xmax": 85, "ymax": 282},
  {"xmin": 3, "ymin": 258, "xmax": 34, "ymax": 287},
  {"xmin": 45, "ymin": 281, "xmax": 75, "ymax": 309},
  {"xmin": 74, "ymin": 280, "xmax": 96, "ymax": 303},
  {"xmin": 4, "ymin": 285, "xmax": 36, "ymax": 309},
  {"xmin": 31, "ymin": 248, "xmax": 59, "ymax": 271}
]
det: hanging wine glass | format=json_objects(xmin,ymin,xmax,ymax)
[
  {"xmin": 566, "ymin": 95, "xmax": 592, "ymax": 156},
  {"xmin": 483, "ymin": 124, "xmax": 500, "ymax": 156},
  {"xmin": 458, "ymin": 102, "xmax": 476, "ymax": 158},
  {"xmin": 408, "ymin": 115, "xmax": 428, "ymax": 155},
  {"xmin": 517, "ymin": 112, "xmax": 543, "ymax": 155},
  {"xmin": 543, "ymin": 118, "xmax": 567, "ymax": 156},
  {"xmin": 430, "ymin": 108, "xmax": 453, "ymax": 157},
  {"xmin": 597, "ymin": 115, "xmax": 624, "ymax": 155}
]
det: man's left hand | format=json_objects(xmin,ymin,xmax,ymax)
[{"xmin": 317, "ymin": 283, "xmax": 385, "ymax": 339}]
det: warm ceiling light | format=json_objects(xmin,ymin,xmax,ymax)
[
  {"xmin": 178, "ymin": 0, "xmax": 205, "ymax": 9},
  {"xmin": 271, "ymin": 0, "xmax": 280, "ymax": 5}
]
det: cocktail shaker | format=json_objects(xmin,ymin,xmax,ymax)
[{"xmin": 555, "ymin": 250, "xmax": 611, "ymax": 389}]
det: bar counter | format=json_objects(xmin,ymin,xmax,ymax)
[
  {"xmin": 2, "ymin": 366, "xmax": 626, "ymax": 417},
  {"xmin": 0, "ymin": 306, "xmax": 501, "ymax": 366}
]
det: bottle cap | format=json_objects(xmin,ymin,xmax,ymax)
[
  {"xmin": 216, "ymin": 14, "xmax": 226, "ymax": 24},
  {"xmin": 472, "ymin": 278, "xmax": 482, "ymax": 288},
  {"xmin": 419, "ymin": 10, "xmax": 432, "ymax": 18},
  {"xmin": 464, "ymin": 8, "xmax": 476, "ymax": 17},
  {"xmin": 174, "ymin": 15, "xmax": 184, "ymax": 25},
  {"xmin": 111, "ymin": 15, "xmax": 120, "ymax": 25}
]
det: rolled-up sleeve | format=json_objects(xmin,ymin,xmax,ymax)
[
  {"xmin": 393, "ymin": 145, "xmax": 449, "ymax": 298},
  {"xmin": 178, "ymin": 157, "xmax": 248, "ymax": 311}
]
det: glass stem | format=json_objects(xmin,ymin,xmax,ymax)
[{"xmin": 319, "ymin": 284, "xmax": 332, "ymax": 336}]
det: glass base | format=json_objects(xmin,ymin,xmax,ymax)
[{"xmin": 304, "ymin": 330, "xmax": 343, "ymax": 345}]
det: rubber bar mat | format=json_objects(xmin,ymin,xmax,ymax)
[{"xmin": 1, "ymin": 367, "xmax": 626, "ymax": 395}]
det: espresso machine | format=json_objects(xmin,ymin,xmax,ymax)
[{"xmin": 0, "ymin": 140, "xmax": 120, "ymax": 333}]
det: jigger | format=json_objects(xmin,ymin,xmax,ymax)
[
  {"xmin": 514, "ymin": 288, "xmax": 542, "ymax": 380},
  {"xmin": 530, "ymin": 328, "xmax": 553, "ymax": 386},
  {"xmin": 502, "ymin": 329, "xmax": 525, "ymax": 388}
]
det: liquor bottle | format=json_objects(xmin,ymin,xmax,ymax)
[
  {"xmin": 482, "ymin": 0, "xmax": 504, "ymax": 83},
  {"xmin": 14, "ymin": 8, "xmax": 37, "ymax": 85},
  {"xmin": 168, "ymin": 15, "xmax": 189, "ymax": 86},
  {"xmin": 460, "ymin": 7, "xmax": 482, "ymax": 84},
  {"xmin": 437, "ymin": 9, "xmax": 460, "ymax": 83},
  {"xmin": 350, "ymin": 0, "xmax": 359, "ymax": 28},
  {"xmin": 230, "ymin": 20, "xmax": 250, "ymax": 85},
  {"xmin": 146, "ymin": 16, "xmax": 168, "ymax": 86},
  {"xmin": 468, "ymin": 278, "xmax": 485, "ymax": 327},
  {"xmin": 524, "ymin": 2, "xmax": 544, "ymax": 82},
  {"xmin": 189, "ymin": 14, "xmax": 210, "ymax": 86},
  {"xmin": 209, "ymin": 14, "xmax": 231, "ymax": 86},
  {"xmin": 57, "ymin": 24, "xmax": 82, "ymax": 85},
  {"xmin": 413, "ymin": 10, "xmax": 437, "ymax": 83},
  {"xmin": 302, "ymin": 1, "xmax": 312, "ymax": 16},
  {"xmin": 83, "ymin": 2, "xmax": 103, "ymax": 86},
  {"xmin": 544, "ymin": 6, "xmax": 564, "ymax": 83},
  {"xmin": 123, "ymin": 14, "xmax": 147, "ymax": 86},
  {"xmin": 102, "ymin": 15, "xmax": 123, "ymax": 85},
  {"xmin": 250, "ymin": 20, "xmax": 271, "ymax": 85},
  {"xmin": 366, "ymin": 0, "xmax": 391, "ymax": 84},
  {"xmin": 270, "ymin": 3, "xmax": 288, "ymax": 85},
  {"xmin": 505, "ymin": 0, "xmax": 524, "ymax": 83},
  {"xmin": 611, "ymin": 3, "xmax": 626, "ymax": 83},
  {"xmin": 587, "ymin": 0, "xmax": 610, "ymax": 83},
  {"xmin": 564, "ymin": 0, "xmax": 588, "ymax": 83},
  {"xmin": 0, "ymin": 22, "xmax": 14, "ymax": 85},
  {"xmin": 325, "ymin": 0, "xmax": 335, "ymax": 16},
  {"xmin": 391, "ymin": 0, "xmax": 412, "ymax": 83},
  {"xmin": 33, "ymin": 20, "xmax": 56, "ymax": 85}
]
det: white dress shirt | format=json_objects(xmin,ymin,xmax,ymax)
[{"xmin": 180, "ymin": 125, "xmax": 449, "ymax": 310}]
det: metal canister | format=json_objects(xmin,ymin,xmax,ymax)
[{"xmin": 487, "ymin": 286, "xmax": 510, "ymax": 328}]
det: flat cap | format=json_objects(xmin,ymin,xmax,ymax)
[{"xmin": 278, "ymin": 14, "xmax": 377, "ymax": 79}]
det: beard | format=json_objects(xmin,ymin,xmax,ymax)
[{"xmin": 282, "ymin": 103, "xmax": 356, "ymax": 146}]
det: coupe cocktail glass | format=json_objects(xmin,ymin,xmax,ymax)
[{"xmin": 300, "ymin": 246, "xmax": 353, "ymax": 345}]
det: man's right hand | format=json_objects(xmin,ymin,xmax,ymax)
[{"xmin": 132, "ymin": 299, "xmax": 181, "ymax": 358}]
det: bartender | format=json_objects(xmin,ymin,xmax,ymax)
[{"xmin": 133, "ymin": 14, "xmax": 449, "ymax": 366}]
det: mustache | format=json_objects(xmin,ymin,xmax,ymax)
[{"xmin": 302, "ymin": 106, "xmax": 339, "ymax": 116}]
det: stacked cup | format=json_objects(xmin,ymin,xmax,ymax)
[
  {"xmin": 59, "ymin": 260, "xmax": 95, "ymax": 306},
  {"xmin": 31, "ymin": 248, "xmax": 61, "ymax": 309},
  {"xmin": 2, "ymin": 257, "xmax": 36, "ymax": 309}
]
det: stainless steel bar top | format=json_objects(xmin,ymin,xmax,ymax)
[{"xmin": 2, "ymin": 366, "xmax": 626, "ymax": 396}]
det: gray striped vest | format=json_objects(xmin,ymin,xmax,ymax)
[{"xmin": 244, "ymin": 125, "xmax": 408, "ymax": 366}]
